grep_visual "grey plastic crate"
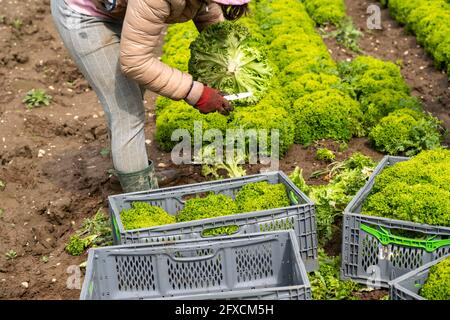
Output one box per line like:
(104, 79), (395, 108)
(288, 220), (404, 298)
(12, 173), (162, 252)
(341, 156), (450, 288)
(108, 171), (318, 272)
(79, 231), (312, 300)
(389, 253), (450, 300)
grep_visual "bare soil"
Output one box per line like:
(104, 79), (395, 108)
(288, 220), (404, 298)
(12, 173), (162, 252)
(0, 0), (447, 299)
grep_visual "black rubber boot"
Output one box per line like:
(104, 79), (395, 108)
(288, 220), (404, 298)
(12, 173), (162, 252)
(115, 161), (159, 193)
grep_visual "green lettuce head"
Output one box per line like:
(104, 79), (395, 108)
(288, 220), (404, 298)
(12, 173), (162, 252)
(188, 21), (273, 106)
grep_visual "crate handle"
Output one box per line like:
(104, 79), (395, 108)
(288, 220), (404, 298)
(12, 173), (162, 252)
(169, 251), (217, 262)
(289, 190), (299, 205)
(361, 224), (450, 252)
(123, 176), (267, 202)
(111, 214), (121, 243)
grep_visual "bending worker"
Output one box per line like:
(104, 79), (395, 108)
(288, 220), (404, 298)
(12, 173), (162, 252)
(50, 0), (249, 192)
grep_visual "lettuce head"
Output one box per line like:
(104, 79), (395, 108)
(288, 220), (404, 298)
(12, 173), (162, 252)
(188, 21), (273, 106)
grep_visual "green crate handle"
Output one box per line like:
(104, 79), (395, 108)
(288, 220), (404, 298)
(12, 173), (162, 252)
(361, 224), (450, 253)
(111, 214), (121, 243)
(289, 190), (299, 205)
(88, 281), (94, 297)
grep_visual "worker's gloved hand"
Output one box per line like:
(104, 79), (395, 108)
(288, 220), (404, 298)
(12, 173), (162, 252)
(195, 86), (234, 116)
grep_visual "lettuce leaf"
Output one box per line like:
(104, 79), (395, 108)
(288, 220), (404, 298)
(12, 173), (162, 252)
(188, 21), (273, 106)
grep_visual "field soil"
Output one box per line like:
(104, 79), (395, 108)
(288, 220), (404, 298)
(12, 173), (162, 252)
(0, 0), (447, 299)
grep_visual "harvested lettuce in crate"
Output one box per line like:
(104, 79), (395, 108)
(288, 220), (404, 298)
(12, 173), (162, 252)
(120, 202), (176, 230)
(235, 181), (290, 213)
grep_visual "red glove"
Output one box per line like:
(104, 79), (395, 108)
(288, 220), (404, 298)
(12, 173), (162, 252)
(195, 86), (234, 115)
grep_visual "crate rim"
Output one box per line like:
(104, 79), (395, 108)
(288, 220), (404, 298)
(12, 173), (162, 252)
(109, 171), (314, 235)
(83, 229), (300, 256)
(146, 284), (310, 300)
(344, 155), (409, 215)
(343, 212), (450, 234)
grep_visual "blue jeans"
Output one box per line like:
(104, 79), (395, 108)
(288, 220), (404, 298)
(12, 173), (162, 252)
(51, 0), (149, 174)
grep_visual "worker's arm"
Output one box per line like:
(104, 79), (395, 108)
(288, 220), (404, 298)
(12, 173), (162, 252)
(193, 2), (225, 32)
(120, 0), (203, 104)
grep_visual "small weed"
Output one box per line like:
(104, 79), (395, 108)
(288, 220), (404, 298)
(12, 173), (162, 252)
(0, 179), (5, 190)
(395, 59), (404, 67)
(5, 250), (17, 260)
(11, 18), (23, 30)
(0, 208), (4, 218)
(23, 89), (52, 109)
(338, 141), (348, 153)
(316, 148), (336, 162)
(322, 17), (362, 53)
(0, 15), (5, 24)
(41, 255), (49, 263)
(100, 147), (110, 157)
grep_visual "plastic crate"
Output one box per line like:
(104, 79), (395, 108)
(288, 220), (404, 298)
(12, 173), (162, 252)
(341, 156), (450, 288)
(79, 231), (312, 300)
(108, 171), (318, 272)
(389, 254), (450, 300)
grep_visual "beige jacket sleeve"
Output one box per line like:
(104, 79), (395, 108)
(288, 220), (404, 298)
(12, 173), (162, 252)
(120, 0), (202, 103)
(120, 0), (226, 103)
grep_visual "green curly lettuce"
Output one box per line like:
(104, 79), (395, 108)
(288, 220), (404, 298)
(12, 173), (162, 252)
(303, 0), (346, 26)
(229, 102), (295, 156)
(338, 56), (410, 98)
(120, 202), (176, 230)
(155, 100), (228, 152)
(291, 89), (364, 145)
(360, 89), (423, 128)
(369, 108), (443, 156)
(316, 148), (336, 162)
(176, 193), (238, 223)
(188, 21), (273, 105)
(235, 181), (290, 213)
(421, 257), (450, 300)
(387, 0), (450, 72)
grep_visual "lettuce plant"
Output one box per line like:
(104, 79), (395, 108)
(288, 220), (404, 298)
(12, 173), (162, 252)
(369, 108), (443, 156)
(291, 89), (364, 145)
(235, 181), (290, 213)
(189, 21), (273, 105)
(421, 257), (450, 300)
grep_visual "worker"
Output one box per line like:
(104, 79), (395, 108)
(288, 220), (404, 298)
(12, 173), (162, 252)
(50, 0), (249, 192)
